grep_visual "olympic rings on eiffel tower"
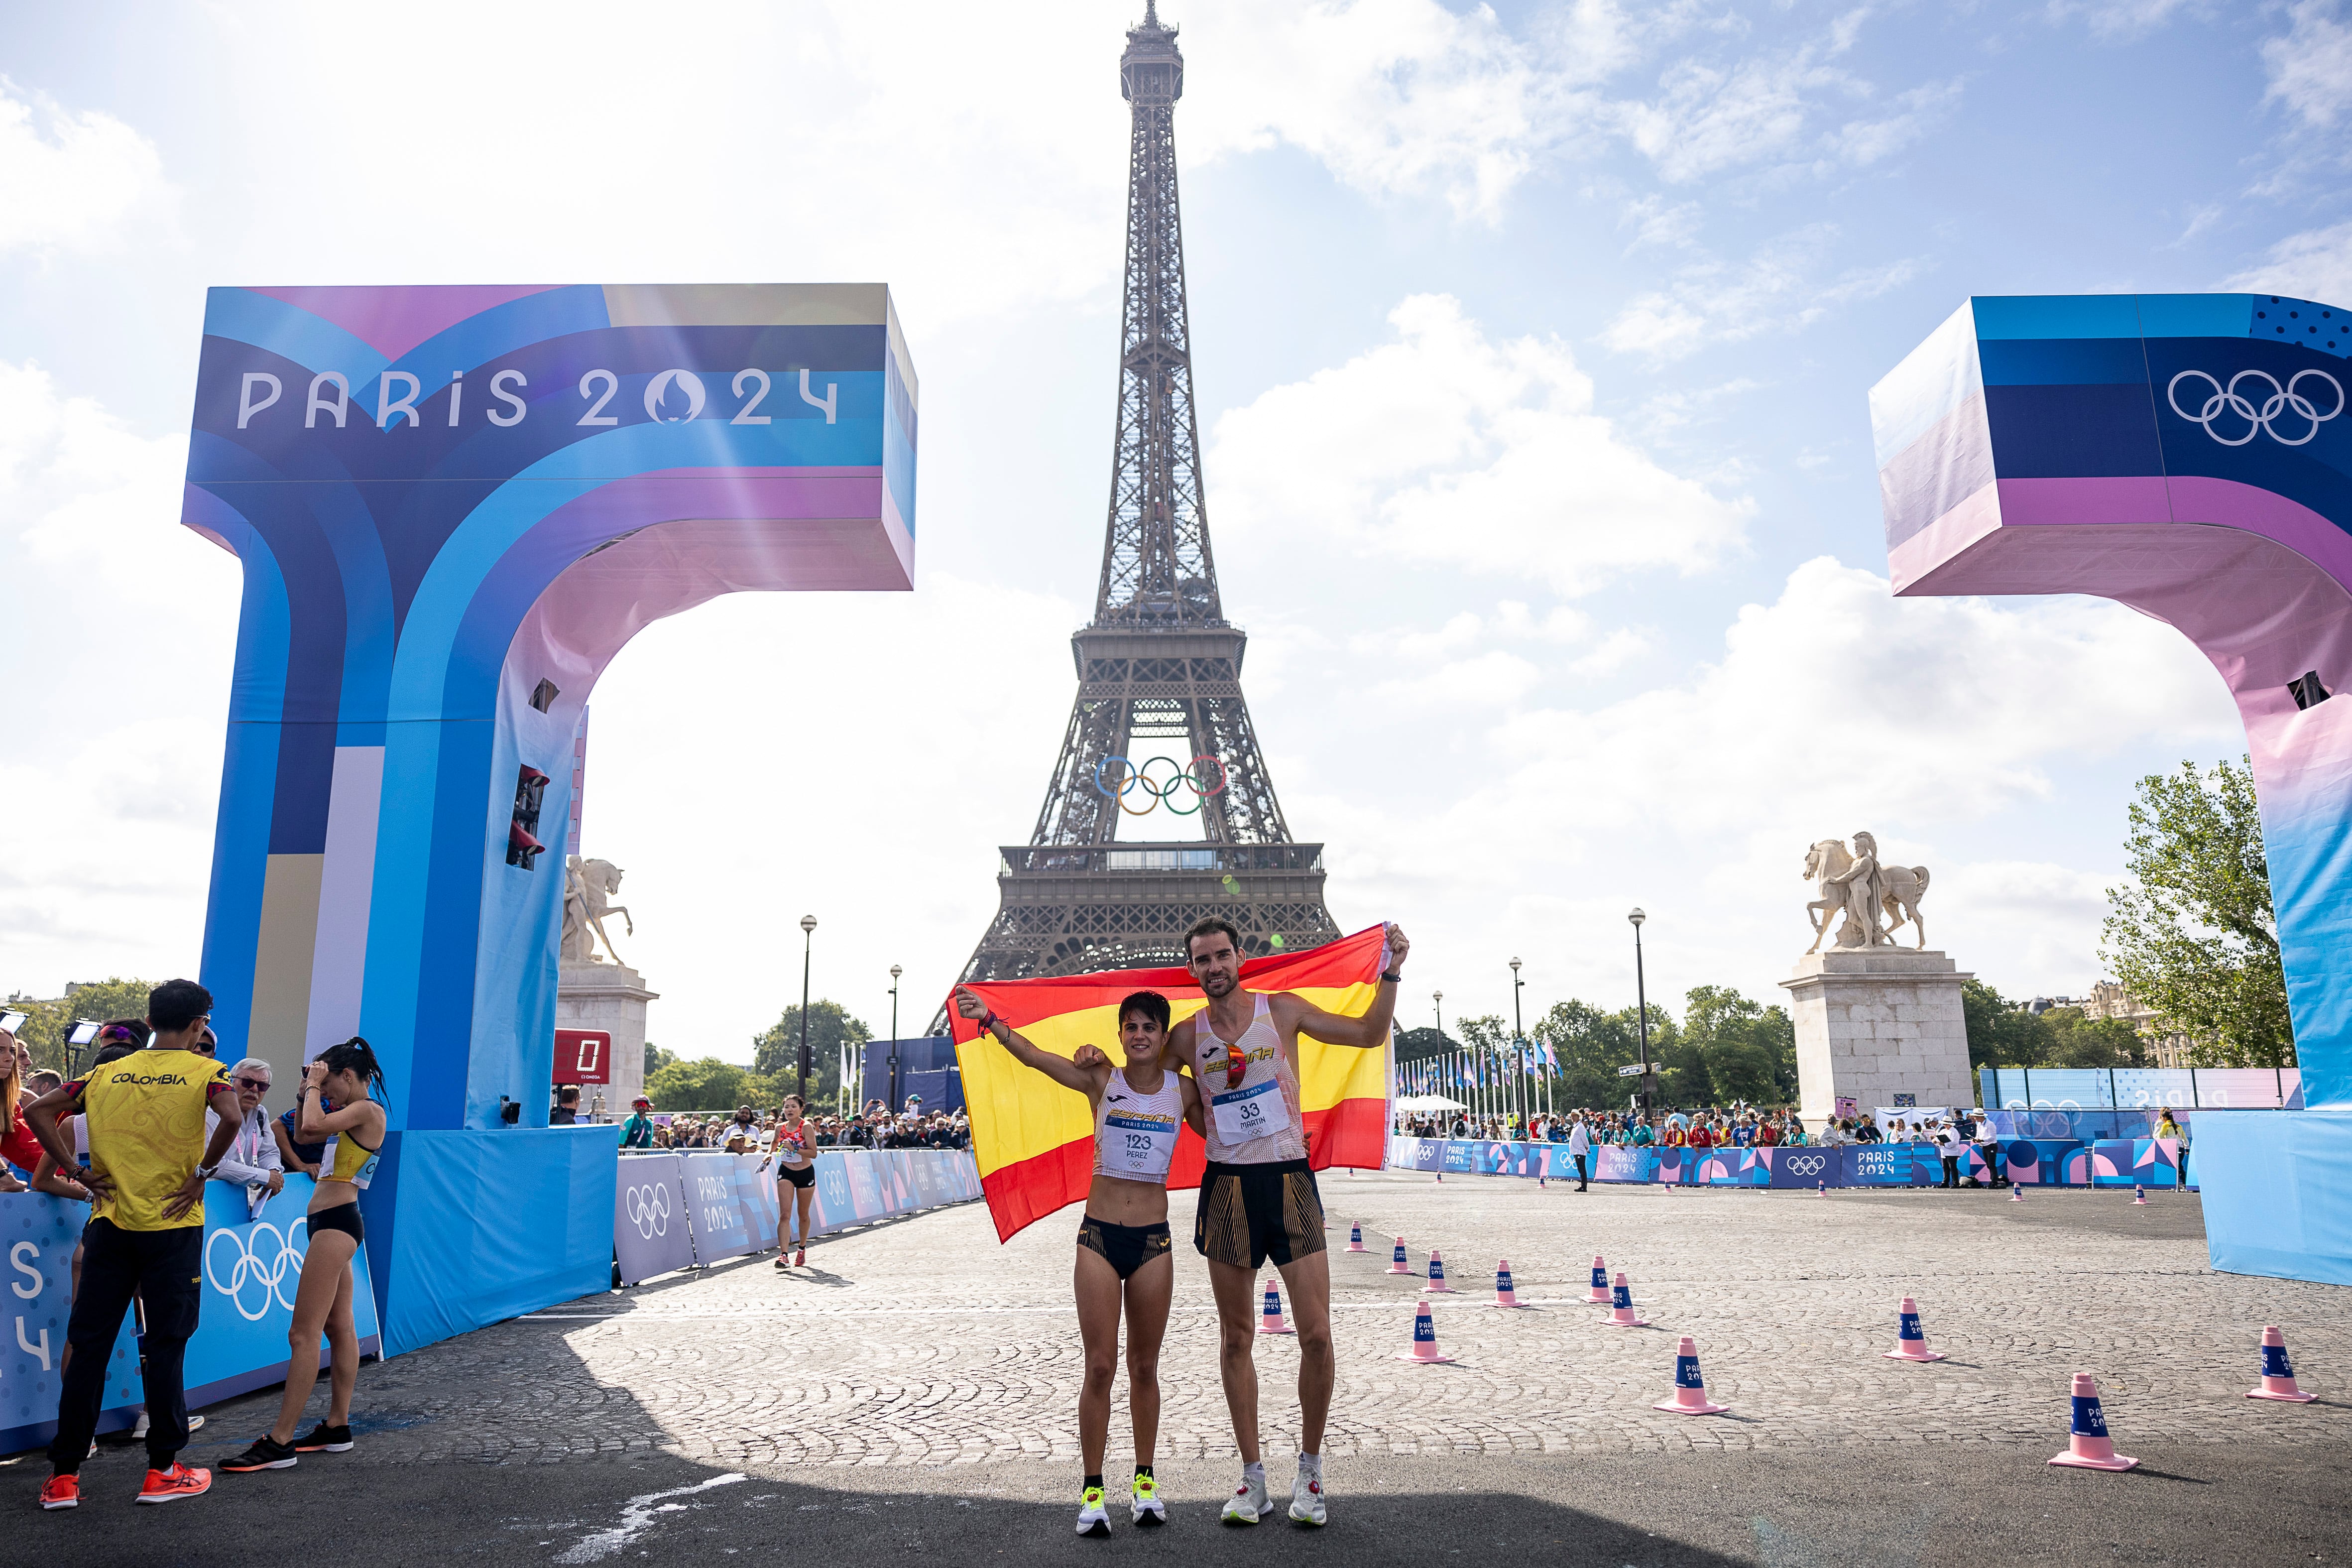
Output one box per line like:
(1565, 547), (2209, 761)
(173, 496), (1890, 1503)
(1093, 754), (1229, 816)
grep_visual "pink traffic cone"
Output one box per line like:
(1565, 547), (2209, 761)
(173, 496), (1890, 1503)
(1395, 1300), (1454, 1364)
(1422, 1247), (1456, 1293)
(1651, 1335), (1729, 1415)
(2047, 1373), (2137, 1470)
(1387, 1236), (1413, 1275)
(2132, 1186), (2147, 1206)
(1492, 1258), (1525, 1309)
(1882, 1296), (1946, 1361)
(1586, 1254), (1610, 1304)
(2248, 1325), (2316, 1402)
(1259, 1277), (1294, 1335)
(1346, 1221), (1367, 1253)
(2010, 1183), (2025, 1203)
(1818, 1180), (1827, 1198)
(1606, 1271), (1649, 1328)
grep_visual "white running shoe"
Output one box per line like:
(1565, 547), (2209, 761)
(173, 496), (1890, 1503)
(1290, 1467), (1327, 1527)
(1220, 1471), (1272, 1526)
(1130, 1474), (1167, 1528)
(1075, 1484), (1111, 1538)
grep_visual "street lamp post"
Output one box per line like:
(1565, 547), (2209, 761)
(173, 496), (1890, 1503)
(888, 964), (902, 1112)
(1511, 957), (1529, 1128)
(1433, 989), (1452, 1120)
(797, 914), (818, 1103)
(1629, 907), (1651, 1117)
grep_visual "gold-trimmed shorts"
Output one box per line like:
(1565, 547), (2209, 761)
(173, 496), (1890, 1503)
(1194, 1159), (1324, 1270)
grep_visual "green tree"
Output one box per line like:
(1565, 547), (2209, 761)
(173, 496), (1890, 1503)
(2040, 1006), (2148, 1070)
(1393, 1026), (1460, 1061)
(750, 1000), (869, 1106)
(644, 1056), (750, 1112)
(1961, 978), (2047, 1069)
(13, 977), (159, 1073)
(2100, 757), (2293, 1067)
(644, 1042), (677, 1080)
(1678, 985), (1798, 1106)
(1532, 999), (1673, 1110)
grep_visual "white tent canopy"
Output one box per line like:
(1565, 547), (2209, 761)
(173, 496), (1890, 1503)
(1393, 1094), (1467, 1113)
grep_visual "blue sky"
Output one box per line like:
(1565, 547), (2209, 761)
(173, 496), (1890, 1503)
(3, 0), (2346, 1058)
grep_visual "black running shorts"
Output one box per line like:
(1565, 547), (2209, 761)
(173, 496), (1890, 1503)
(1077, 1215), (1173, 1280)
(1194, 1159), (1324, 1270)
(776, 1163), (815, 1190)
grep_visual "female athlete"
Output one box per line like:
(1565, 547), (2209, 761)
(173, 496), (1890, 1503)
(955, 984), (1202, 1537)
(770, 1094), (818, 1269)
(222, 1037), (387, 1473)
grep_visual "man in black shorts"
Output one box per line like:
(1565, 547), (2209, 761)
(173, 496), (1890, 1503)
(1166, 916), (1407, 1528)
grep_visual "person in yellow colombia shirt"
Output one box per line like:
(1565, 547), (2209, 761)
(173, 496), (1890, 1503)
(22, 977), (242, 1511)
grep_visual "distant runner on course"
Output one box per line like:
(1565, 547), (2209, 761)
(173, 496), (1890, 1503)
(1167, 915), (1406, 1529)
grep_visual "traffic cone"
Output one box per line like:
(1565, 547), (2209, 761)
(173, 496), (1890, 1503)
(1606, 1271), (1649, 1328)
(1492, 1258), (1525, 1309)
(1651, 1335), (1729, 1415)
(2010, 1183), (2024, 1203)
(1818, 1180), (1827, 1198)
(1388, 1236), (1413, 1275)
(1346, 1222), (1367, 1253)
(1882, 1296), (1945, 1362)
(1394, 1300), (1454, 1364)
(2046, 1373), (2137, 1470)
(2247, 1325), (2316, 1403)
(1587, 1255), (1610, 1304)
(2132, 1186), (2147, 1206)
(1259, 1278), (1294, 1335)
(1423, 1248), (1456, 1293)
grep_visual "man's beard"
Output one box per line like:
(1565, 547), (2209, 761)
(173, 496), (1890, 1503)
(1198, 968), (1238, 998)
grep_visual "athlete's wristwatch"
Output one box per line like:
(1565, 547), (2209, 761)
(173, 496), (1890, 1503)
(196, 1163), (220, 1181)
(1379, 970), (1403, 983)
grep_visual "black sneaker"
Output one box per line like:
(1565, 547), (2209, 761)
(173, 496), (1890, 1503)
(293, 1424), (353, 1453)
(220, 1436), (297, 1472)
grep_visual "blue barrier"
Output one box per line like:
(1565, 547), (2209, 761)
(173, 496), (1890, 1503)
(1383, 1137), (2194, 1191)
(3, 1176), (383, 1457)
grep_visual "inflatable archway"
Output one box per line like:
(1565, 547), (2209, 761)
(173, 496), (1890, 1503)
(1875, 292), (2350, 1284)
(185, 285), (918, 1347)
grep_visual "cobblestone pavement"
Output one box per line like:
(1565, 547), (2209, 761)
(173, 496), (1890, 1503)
(227, 1171), (2348, 1469)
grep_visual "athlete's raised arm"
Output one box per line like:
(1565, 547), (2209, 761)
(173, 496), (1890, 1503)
(957, 986), (1107, 1096)
(1271, 922), (1410, 1049)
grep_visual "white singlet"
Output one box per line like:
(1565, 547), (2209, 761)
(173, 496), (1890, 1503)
(1092, 1067), (1184, 1185)
(1191, 992), (1307, 1166)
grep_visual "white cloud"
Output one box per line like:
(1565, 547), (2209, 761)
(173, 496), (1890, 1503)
(0, 81), (174, 256)
(1820, 79), (1965, 168)
(2048, 0), (2206, 41)
(2263, 0), (2352, 127)
(1602, 225), (1925, 364)
(2221, 220), (2352, 304)
(1210, 293), (1752, 595)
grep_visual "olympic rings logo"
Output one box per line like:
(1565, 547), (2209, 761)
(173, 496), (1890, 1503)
(204, 1219), (308, 1323)
(2167, 368), (2344, 447)
(1092, 754), (1229, 817)
(624, 1182), (673, 1240)
(1783, 1153), (1826, 1177)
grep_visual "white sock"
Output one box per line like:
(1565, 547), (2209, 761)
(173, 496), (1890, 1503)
(1297, 1451), (1322, 1480)
(1243, 1460), (1266, 1489)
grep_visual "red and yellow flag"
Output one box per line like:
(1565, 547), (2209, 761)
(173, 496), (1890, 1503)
(948, 925), (1394, 1242)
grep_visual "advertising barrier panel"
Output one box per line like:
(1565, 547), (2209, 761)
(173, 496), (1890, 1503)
(1382, 1137), (2198, 1192)
(613, 1154), (695, 1286)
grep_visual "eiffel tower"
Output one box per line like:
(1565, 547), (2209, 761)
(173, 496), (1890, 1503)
(945, 1), (1341, 996)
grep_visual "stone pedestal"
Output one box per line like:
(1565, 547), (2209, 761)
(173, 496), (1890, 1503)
(556, 959), (659, 1119)
(1780, 949), (1974, 1129)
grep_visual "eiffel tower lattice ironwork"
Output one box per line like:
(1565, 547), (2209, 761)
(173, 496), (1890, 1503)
(944, 2), (1340, 999)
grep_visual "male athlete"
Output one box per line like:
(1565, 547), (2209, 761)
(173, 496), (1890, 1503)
(1166, 914), (1406, 1528)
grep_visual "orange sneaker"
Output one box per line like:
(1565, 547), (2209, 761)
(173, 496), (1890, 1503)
(38, 1473), (80, 1510)
(794, 1248), (806, 1267)
(136, 1463), (212, 1504)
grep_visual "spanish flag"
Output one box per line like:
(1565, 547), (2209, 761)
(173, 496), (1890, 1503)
(949, 925), (1395, 1242)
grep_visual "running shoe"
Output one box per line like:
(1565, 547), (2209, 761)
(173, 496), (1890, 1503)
(220, 1436), (297, 1472)
(794, 1248), (807, 1267)
(38, 1473), (79, 1510)
(293, 1423), (353, 1453)
(1075, 1484), (1111, 1538)
(1130, 1474), (1166, 1528)
(1220, 1472), (1272, 1526)
(774, 1254), (793, 1269)
(1289, 1468), (1326, 1527)
(136, 1463), (212, 1503)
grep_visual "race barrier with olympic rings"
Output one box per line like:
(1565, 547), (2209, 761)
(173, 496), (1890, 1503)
(614, 1145), (983, 1286)
(1, 1174), (384, 1458)
(1384, 1137), (2194, 1191)
(1092, 753), (1228, 818)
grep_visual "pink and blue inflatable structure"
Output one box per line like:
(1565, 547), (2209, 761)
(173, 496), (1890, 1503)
(1874, 292), (2352, 1284)
(182, 285), (918, 1350)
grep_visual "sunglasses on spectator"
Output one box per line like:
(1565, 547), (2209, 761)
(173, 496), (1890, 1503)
(235, 1076), (271, 1091)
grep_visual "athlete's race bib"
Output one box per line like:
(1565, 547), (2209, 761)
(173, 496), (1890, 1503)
(1100, 1111), (1178, 1182)
(1209, 1078), (1290, 1145)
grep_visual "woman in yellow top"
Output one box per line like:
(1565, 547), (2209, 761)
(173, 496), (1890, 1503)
(222, 1037), (387, 1473)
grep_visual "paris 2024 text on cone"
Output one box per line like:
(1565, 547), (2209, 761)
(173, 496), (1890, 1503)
(2047, 1373), (2137, 1471)
(1652, 1336), (1729, 1415)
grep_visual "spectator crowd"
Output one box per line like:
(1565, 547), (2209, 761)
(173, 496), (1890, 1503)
(620, 1098), (970, 1153)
